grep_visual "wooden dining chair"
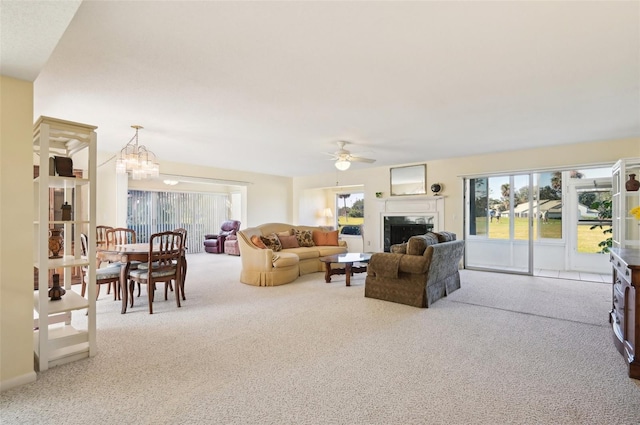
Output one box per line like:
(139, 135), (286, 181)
(95, 225), (117, 297)
(106, 227), (140, 297)
(96, 225), (113, 249)
(106, 227), (136, 246)
(80, 233), (122, 300)
(127, 231), (184, 314)
(135, 228), (187, 300)
(173, 227), (188, 300)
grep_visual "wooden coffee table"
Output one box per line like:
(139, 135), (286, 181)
(319, 252), (372, 286)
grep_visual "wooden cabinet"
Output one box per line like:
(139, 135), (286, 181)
(612, 158), (640, 250)
(609, 248), (640, 379)
(33, 116), (97, 371)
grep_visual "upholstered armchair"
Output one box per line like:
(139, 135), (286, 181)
(224, 235), (240, 256)
(365, 232), (465, 308)
(203, 220), (241, 254)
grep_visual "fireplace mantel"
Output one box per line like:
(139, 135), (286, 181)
(378, 195), (444, 215)
(374, 196), (445, 251)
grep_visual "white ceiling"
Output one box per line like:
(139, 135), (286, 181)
(3, 1), (639, 177)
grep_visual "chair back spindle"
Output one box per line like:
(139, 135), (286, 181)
(107, 228), (137, 247)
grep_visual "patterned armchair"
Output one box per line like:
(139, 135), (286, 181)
(365, 232), (465, 308)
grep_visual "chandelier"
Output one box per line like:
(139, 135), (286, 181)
(115, 125), (160, 180)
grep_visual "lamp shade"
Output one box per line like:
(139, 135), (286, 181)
(335, 160), (351, 171)
(323, 208), (333, 218)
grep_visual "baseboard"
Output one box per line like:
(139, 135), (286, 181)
(0, 371), (37, 392)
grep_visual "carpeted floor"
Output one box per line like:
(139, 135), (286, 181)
(2, 253), (639, 424)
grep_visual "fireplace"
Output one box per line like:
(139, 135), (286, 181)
(383, 215), (434, 252)
(375, 196), (444, 252)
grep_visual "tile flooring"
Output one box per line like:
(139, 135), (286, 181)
(534, 269), (610, 283)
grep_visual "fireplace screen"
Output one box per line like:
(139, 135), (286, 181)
(383, 215), (434, 252)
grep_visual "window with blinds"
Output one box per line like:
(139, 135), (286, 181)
(127, 190), (228, 253)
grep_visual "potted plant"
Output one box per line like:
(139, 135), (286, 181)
(590, 198), (612, 253)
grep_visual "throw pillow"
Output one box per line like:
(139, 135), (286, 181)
(250, 235), (267, 249)
(434, 231), (456, 242)
(260, 233), (282, 251)
(312, 230), (339, 246)
(278, 234), (300, 249)
(294, 229), (315, 247)
(407, 233), (439, 256)
(277, 229), (292, 237)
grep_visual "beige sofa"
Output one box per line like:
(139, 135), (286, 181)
(237, 223), (348, 286)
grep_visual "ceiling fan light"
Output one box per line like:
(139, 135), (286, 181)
(335, 160), (351, 171)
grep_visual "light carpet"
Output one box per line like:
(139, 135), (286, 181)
(2, 253), (639, 424)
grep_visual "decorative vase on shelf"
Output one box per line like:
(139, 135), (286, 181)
(48, 229), (63, 259)
(626, 174), (640, 192)
(54, 156), (74, 177)
(61, 202), (72, 221)
(48, 273), (66, 301)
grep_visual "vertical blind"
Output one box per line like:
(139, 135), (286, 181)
(127, 190), (228, 253)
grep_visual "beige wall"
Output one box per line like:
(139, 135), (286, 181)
(0, 76), (37, 390)
(96, 157), (294, 230)
(154, 161), (293, 228)
(293, 137), (640, 251)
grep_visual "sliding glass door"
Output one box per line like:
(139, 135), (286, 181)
(465, 174), (533, 274)
(127, 190), (229, 253)
(465, 166), (613, 276)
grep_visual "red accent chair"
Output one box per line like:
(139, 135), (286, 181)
(203, 220), (241, 254)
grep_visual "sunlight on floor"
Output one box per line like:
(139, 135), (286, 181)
(534, 269), (610, 283)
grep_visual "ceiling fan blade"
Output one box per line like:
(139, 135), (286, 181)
(349, 156), (376, 163)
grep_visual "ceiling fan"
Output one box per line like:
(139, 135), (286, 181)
(327, 141), (376, 171)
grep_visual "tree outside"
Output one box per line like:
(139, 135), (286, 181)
(336, 192), (364, 230)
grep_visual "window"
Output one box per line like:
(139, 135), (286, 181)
(468, 177), (488, 236)
(336, 192), (364, 233)
(128, 190), (228, 253)
(535, 172), (562, 240)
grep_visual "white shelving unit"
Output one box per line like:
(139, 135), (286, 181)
(612, 157), (640, 250)
(33, 116), (97, 371)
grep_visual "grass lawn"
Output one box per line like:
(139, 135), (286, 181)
(476, 217), (610, 253)
(337, 217), (364, 232)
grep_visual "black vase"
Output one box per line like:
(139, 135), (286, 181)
(48, 274), (66, 301)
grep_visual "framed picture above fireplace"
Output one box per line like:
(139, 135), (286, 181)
(390, 164), (427, 196)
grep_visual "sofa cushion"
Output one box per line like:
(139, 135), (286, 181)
(407, 232), (439, 256)
(390, 243), (407, 254)
(251, 235), (267, 249)
(260, 233), (282, 251)
(272, 252), (299, 268)
(316, 246), (349, 257)
(434, 231), (456, 242)
(399, 253), (430, 274)
(312, 230), (339, 246)
(278, 234), (300, 249)
(284, 247), (320, 260)
(294, 229), (315, 247)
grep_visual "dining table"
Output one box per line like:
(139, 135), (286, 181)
(96, 243), (187, 314)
